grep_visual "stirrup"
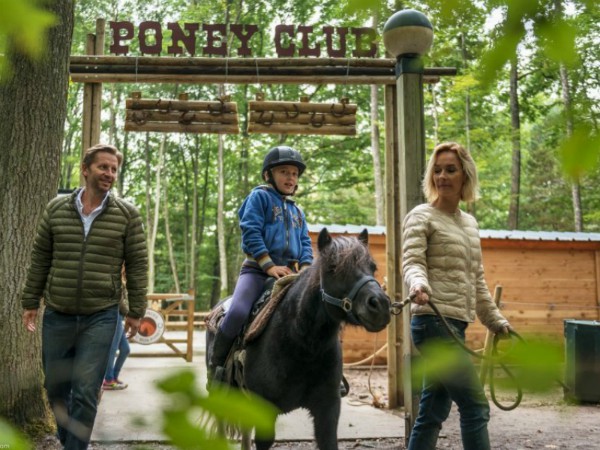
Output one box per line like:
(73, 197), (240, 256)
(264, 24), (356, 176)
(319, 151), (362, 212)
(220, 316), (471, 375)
(214, 365), (226, 383)
(206, 365), (225, 391)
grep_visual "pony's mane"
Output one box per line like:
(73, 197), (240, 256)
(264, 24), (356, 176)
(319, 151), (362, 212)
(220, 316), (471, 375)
(307, 235), (375, 290)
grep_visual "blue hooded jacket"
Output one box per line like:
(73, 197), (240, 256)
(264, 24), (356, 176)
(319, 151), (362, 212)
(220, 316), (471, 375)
(239, 185), (313, 271)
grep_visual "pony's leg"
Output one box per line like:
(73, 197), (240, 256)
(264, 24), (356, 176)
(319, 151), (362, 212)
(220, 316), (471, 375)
(240, 431), (252, 450)
(254, 436), (275, 450)
(311, 399), (341, 450)
(253, 421), (276, 450)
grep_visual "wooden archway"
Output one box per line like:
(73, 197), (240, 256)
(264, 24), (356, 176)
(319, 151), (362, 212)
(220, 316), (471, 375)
(72, 17), (456, 428)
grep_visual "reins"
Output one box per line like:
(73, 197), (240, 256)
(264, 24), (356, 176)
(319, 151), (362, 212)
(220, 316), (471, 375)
(391, 295), (533, 411)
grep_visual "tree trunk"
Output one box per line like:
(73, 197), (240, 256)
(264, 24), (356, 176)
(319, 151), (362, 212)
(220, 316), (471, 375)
(190, 140), (199, 292)
(429, 84), (439, 144)
(370, 13), (384, 226)
(460, 33), (472, 154)
(554, 0), (582, 231)
(460, 32), (474, 215)
(508, 58), (521, 230)
(163, 177), (181, 292)
(217, 133), (228, 297)
(0, 0), (75, 432)
(147, 136), (165, 293)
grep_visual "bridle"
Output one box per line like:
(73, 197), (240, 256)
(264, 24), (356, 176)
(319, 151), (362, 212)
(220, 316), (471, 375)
(320, 274), (380, 325)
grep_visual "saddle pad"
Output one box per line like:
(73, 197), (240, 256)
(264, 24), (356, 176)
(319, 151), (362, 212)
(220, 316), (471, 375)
(243, 273), (299, 344)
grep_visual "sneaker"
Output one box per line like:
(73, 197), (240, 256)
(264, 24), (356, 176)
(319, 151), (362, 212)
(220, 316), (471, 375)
(102, 379), (128, 390)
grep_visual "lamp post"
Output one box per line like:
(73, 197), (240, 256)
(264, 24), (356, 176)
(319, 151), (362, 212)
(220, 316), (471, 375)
(382, 9), (433, 445)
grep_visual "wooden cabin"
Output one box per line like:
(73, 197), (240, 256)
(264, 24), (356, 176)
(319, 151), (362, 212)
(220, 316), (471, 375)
(308, 225), (600, 365)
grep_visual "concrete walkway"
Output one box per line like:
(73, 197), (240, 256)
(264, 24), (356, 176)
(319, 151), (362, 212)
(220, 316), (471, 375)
(92, 331), (403, 444)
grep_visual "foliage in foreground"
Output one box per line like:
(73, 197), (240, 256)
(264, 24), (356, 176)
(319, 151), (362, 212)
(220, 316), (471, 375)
(412, 333), (564, 394)
(0, 419), (30, 450)
(156, 369), (279, 449)
(0, 369), (278, 450)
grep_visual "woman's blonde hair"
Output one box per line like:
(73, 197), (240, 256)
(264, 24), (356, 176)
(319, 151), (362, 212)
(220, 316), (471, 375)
(422, 142), (479, 203)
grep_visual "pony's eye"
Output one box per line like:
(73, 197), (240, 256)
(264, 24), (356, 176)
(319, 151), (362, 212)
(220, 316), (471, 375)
(328, 264), (337, 273)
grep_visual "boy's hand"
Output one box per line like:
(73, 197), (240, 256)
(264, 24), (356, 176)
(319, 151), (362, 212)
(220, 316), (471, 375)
(266, 265), (292, 279)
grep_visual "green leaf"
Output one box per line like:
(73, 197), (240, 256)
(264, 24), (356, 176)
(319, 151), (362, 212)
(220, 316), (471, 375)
(198, 386), (278, 439)
(156, 370), (278, 441)
(343, 0), (382, 14)
(479, 27), (524, 88)
(0, 0), (57, 57)
(162, 409), (231, 450)
(498, 336), (564, 392)
(537, 19), (579, 67)
(156, 369), (197, 395)
(0, 419), (31, 450)
(559, 125), (600, 180)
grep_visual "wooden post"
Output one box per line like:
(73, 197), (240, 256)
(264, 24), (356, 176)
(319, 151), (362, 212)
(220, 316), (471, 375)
(186, 289), (195, 363)
(81, 19), (105, 183)
(382, 11), (433, 444)
(397, 59), (427, 443)
(385, 83), (404, 409)
(81, 33), (95, 185)
(91, 19), (105, 145)
(479, 285), (503, 385)
(595, 251), (600, 321)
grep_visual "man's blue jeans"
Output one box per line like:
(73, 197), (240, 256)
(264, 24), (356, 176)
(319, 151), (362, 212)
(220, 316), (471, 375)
(408, 314), (491, 450)
(42, 306), (118, 450)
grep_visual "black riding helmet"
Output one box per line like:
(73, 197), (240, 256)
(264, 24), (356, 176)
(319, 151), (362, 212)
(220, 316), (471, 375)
(262, 146), (306, 195)
(262, 146), (306, 176)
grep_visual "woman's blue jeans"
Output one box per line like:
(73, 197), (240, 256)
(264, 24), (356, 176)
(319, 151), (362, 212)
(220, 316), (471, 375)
(407, 314), (491, 450)
(105, 314), (130, 381)
(42, 305), (118, 450)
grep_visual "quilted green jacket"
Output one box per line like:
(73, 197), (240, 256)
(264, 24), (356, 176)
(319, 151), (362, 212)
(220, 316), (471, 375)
(21, 189), (148, 318)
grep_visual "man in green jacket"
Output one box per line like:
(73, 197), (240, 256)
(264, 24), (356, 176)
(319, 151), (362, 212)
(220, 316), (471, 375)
(21, 143), (148, 450)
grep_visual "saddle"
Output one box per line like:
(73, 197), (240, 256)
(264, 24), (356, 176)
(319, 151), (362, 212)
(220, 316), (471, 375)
(204, 274), (298, 388)
(205, 273), (297, 339)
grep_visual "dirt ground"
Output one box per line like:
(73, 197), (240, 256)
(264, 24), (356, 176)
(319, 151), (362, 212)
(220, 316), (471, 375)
(35, 367), (600, 449)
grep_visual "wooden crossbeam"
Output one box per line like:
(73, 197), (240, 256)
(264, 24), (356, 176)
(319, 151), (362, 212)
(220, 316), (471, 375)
(248, 97), (356, 136)
(124, 94), (239, 134)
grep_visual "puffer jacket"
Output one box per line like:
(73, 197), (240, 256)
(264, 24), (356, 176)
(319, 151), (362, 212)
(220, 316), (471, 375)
(21, 189), (148, 318)
(402, 203), (508, 332)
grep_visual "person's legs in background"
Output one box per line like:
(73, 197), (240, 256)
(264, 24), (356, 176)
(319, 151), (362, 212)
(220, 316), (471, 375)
(111, 324), (130, 387)
(103, 314), (129, 390)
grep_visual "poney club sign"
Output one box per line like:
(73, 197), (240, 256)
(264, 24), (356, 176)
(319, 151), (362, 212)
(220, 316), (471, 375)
(109, 21), (379, 58)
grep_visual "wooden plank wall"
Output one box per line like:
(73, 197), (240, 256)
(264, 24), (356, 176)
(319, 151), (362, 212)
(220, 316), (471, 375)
(309, 230), (600, 364)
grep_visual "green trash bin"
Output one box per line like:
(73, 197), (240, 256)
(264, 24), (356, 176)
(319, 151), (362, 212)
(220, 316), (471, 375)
(564, 319), (600, 402)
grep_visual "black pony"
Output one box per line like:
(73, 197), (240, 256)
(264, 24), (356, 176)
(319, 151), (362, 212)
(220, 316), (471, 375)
(206, 228), (391, 450)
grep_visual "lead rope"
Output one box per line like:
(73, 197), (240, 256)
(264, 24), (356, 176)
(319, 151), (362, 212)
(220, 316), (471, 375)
(391, 295), (527, 410)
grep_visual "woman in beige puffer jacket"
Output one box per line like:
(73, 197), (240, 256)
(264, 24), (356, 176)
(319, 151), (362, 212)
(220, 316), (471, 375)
(403, 142), (512, 450)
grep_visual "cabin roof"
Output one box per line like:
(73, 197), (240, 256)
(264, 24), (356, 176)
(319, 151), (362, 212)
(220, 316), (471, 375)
(308, 224), (600, 242)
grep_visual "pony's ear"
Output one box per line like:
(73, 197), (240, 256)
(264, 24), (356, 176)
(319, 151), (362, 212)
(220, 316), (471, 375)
(318, 228), (332, 251)
(358, 228), (369, 246)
